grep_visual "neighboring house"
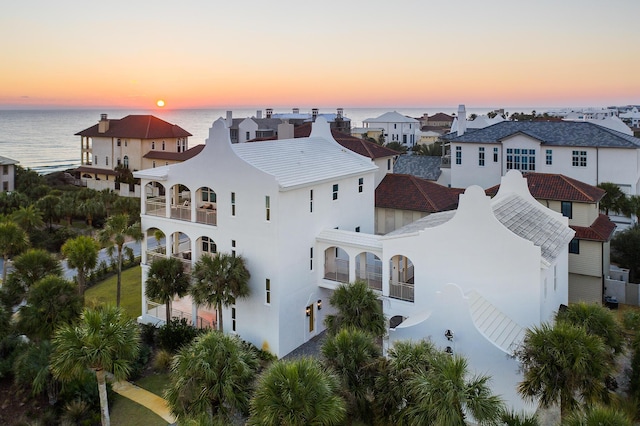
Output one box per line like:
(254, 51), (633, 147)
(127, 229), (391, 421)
(135, 114), (573, 413)
(350, 127), (384, 143)
(0, 156), (18, 192)
(619, 107), (640, 128)
(563, 114), (633, 135)
(449, 104), (506, 136)
(443, 119), (640, 196)
(374, 173), (461, 234)
(487, 173), (616, 304)
(363, 111), (420, 147)
(419, 112), (454, 129)
(392, 155), (444, 182)
(75, 114), (193, 196)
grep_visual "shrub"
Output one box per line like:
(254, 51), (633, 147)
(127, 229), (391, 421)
(139, 323), (157, 346)
(157, 318), (201, 353)
(128, 344), (152, 381)
(152, 349), (173, 372)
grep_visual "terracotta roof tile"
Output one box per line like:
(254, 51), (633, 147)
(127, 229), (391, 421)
(76, 115), (192, 139)
(486, 172), (605, 203)
(375, 174), (462, 212)
(571, 214), (616, 241)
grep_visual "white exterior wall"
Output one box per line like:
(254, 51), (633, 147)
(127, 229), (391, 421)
(450, 142), (503, 189)
(373, 157), (393, 187)
(0, 163), (16, 192)
(238, 118), (259, 143)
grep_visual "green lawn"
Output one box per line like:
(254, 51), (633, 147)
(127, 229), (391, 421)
(110, 373), (170, 426)
(85, 265), (142, 318)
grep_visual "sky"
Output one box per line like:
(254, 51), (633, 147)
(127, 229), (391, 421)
(2, 0), (639, 110)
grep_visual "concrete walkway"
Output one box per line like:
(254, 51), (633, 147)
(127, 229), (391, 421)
(111, 381), (176, 424)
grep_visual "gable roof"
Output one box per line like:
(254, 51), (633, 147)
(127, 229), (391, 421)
(76, 115), (192, 139)
(571, 214), (616, 242)
(427, 112), (454, 122)
(364, 111), (420, 124)
(393, 155), (442, 180)
(486, 172), (605, 203)
(0, 156), (18, 166)
(444, 121), (640, 148)
(375, 174), (462, 213)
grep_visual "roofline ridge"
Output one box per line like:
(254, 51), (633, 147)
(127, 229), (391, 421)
(559, 174), (597, 201)
(410, 175), (438, 211)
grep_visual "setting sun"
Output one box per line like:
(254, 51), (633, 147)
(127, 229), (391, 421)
(156, 99), (165, 107)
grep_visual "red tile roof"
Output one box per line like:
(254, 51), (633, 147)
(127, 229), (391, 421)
(143, 144), (204, 161)
(375, 174), (462, 212)
(571, 214), (616, 242)
(427, 112), (454, 122)
(486, 172), (605, 203)
(76, 115), (192, 139)
(74, 166), (117, 176)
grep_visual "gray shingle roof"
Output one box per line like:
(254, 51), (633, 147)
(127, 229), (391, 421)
(444, 121), (640, 148)
(392, 155), (442, 180)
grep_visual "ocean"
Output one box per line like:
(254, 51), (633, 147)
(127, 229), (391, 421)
(0, 106), (526, 174)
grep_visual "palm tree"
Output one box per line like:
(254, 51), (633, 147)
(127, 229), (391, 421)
(145, 256), (191, 323)
(56, 192), (77, 225)
(4, 248), (62, 305)
(248, 357), (347, 426)
(190, 252), (251, 332)
(165, 331), (258, 424)
(10, 205), (44, 232)
(98, 214), (142, 307)
(61, 235), (100, 300)
(321, 327), (381, 422)
(373, 339), (438, 424)
(0, 220), (29, 286)
(517, 321), (612, 419)
(406, 352), (505, 425)
(99, 188), (119, 217)
(36, 194), (60, 230)
(597, 182), (629, 215)
(50, 306), (140, 426)
(556, 302), (624, 355)
(17, 276), (83, 341)
(78, 198), (105, 227)
(561, 405), (634, 426)
(13, 340), (60, 405)
(324, 280), (386, 338)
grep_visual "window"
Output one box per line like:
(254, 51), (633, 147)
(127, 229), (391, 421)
(310, 247), (313, 270)
(202, 188), (216, 203)
(546, 149), (553, 165)
(493, 147), (498, 162)
(117, 158), (121, 166)
(572, 150), (587, 167)
(201, 236), (217, 254)
(387, 158), (391, 170)
(123, 155), (129, 169)
(561, 201), (572, 218)
(231, 192), (236, 216)
(358, 177), (363, 193)
(152, 161), (156, 168)
(332, 184), (338, 200)
(569, 238), (580, 254)
(124, 140), (128, 147)
(94, 155), (98, 165)
(309, 189), (313, 212)
(3, 165), (8, 175)
(506, 148), (536, 171)
(231, 240), (236, 257)
(117, 138), (121, 147)
(394, 124), (397, 129)
(105, 156), (109, 166)
(246, 131), (250, 140)
(455, 146), (462, 165)
(2, 182), (7, 191)
(355, 226), (360, 232)
(265, 279), (271, 305)
(162, 141), (165, 151)
(152, 141), (155, 150)
(231, 307), (236, 332)
(478, 147), (485, 166)
(265, 196), (270, 221)
(402, 134), (407, 144)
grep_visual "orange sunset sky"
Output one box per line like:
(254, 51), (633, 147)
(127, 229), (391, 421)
(2, 0), (639, 110)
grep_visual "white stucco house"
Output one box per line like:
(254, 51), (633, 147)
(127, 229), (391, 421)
(134, 116), (574, 413)
(0, 156), (19, 193)
(363, 111), (420, 147)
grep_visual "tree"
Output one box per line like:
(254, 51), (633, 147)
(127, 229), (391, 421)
(249, 357), (347, 426)
(324, 280), (386, 338)
(50, 306), (140, 426)
(611, 225), (640, 282)
(56, 192), (77, 225)
(98, 214), (142, 307)
(384, 141), (407, 153)
(321, 327), (381, 421)
(145, 256), (191, 323)
(597, 182), (628, 215)
(61, 235), (100, 300)
(10, 205), (44, 232)
(165, 331), (258, 424)
(0, 221), (30, 286)
(4, 248), (62, 304)
(556, 302), (624, 355)
(13, 340), (60, 404)
(78, 198), (105, 227)
(190, 253), (251, 332)
(17, 276), (82, 341)
(406, 352), (505, 425)
(413, 142), (443, 156)
(560, 405), (634, 426)
(36, 194), (60, 230)
(99, 188), (119, 217)
(517, 322), (612, 419)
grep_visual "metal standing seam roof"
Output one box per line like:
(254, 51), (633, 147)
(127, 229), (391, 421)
(232, 136), (377, 189)
(444, 121), (640, 148)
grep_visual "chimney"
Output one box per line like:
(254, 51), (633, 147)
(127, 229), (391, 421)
(293, 108), (299, 114)
(457, 104), (467, 136)
(312, 108), (319, 120)
(256, 110), (262, 119)
(98, 114), (109, 133)
(266, 108), (273, 119)
(226, 111), (233, 127)
(337, 108), (343, 119)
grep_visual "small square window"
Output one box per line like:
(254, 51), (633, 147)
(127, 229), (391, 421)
(332, 184), (339, 200)
(358, 177), (363, 193)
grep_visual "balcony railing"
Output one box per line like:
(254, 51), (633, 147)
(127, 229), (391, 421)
(324, 258), (349, 283)
(389, 280), (414, 302)
(171, 204), (191, 221)
(196, 206), (217, 226)
(146, 301), (213, 329)
(171, 251), (192, 273)
(357, 264), (382, 291)
(146, 196), (166, 217)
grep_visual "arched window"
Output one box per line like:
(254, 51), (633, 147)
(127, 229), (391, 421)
(123, 155), (129, 168)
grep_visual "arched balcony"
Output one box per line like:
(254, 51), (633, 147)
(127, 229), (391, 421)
(355, 251), (382, 291)
(144, 181), (166, 217)
(195, 235), (217, 261)
(169, 231), (192, 273)
(389, 255), (414, 302)
(144, 227), (166, 266)
(170, 184), (191, 221)
(324, 247), (349, 283)
(195, 186), (217, 226)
